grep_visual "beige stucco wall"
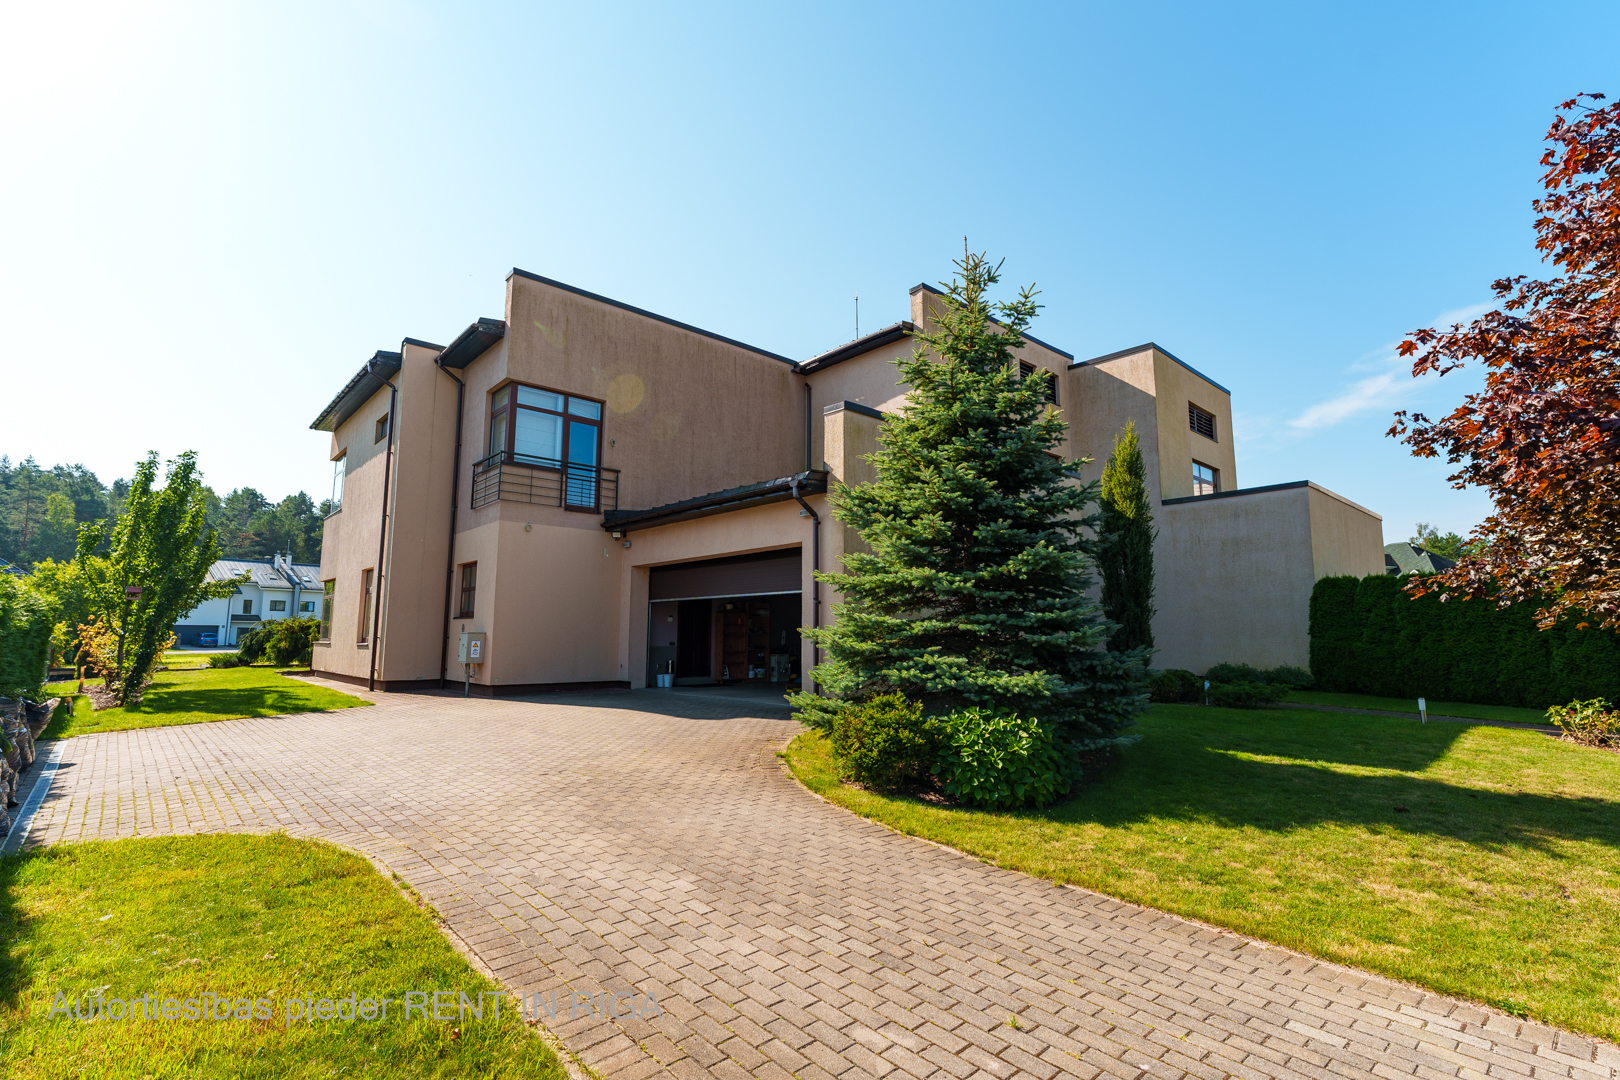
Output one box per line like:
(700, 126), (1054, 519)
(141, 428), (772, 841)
(1153, 483), (1383, 673)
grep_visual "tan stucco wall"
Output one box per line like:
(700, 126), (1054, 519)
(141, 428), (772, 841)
(1151, 350), (1236, 500)
(1153, 483), (1383, 673)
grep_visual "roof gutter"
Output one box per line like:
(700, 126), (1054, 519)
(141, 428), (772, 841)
(602, 470), (829, 533)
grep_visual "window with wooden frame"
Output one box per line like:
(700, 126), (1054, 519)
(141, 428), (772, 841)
(319, 581), (334, 641)
(1192, 460), (1219, 496)
(1189, 401), (1217, 441)
(1019, 360), (1059, 404)
(486, 383), (605, 508)
(374, 413), (390, 444)
(358, 568), (374, 643)
(457, 562), (477, 618)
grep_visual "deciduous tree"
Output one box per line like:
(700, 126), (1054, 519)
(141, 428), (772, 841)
(1392, 93), (1620, 628)
(77, 451), (239, 703)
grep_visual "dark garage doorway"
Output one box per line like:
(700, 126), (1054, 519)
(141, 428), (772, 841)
(647, 549), (802, 688)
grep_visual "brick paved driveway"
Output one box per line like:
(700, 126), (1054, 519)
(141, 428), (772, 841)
(17, 688), (1619, 1080)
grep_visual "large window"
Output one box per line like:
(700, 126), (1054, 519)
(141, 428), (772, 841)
(319, 581), (334, 641)
(458, 562), (477, 618)
(269, 600), (286, 612)
(358, 569), (374, 643)
(1193, 460), (1220, 496)
(487, 383), (605, 508)
(1189, 402), (1217, 441)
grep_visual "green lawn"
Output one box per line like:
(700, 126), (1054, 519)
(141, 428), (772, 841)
(41, 667), (368, 739)
(0, 834), (564, 1079)
(1285, 689), (1551, 725)
(786, 704), (1620, 1041)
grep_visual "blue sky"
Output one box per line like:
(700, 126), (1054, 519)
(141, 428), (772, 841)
(3, 1), (1616, 541)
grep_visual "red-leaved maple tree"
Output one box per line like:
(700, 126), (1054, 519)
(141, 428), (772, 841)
(1390, 93), (1620, 629)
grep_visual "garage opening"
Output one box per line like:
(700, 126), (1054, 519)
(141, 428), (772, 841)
(647, 549), (802, 690)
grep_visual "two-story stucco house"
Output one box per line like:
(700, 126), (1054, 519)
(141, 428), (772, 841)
(307, 270), (1385, 693)
(173, 555), (321, 647)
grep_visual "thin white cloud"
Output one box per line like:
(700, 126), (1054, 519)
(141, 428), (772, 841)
(1286, 302), (1492, 431)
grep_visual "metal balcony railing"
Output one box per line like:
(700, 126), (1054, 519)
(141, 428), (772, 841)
(470, 452), (620, 513)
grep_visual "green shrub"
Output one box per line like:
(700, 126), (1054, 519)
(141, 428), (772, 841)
(1205, 681), (1288, 709)
(1267, 665), (1314, 688)
(935, 709), (1072, 810)
(1149, 668), (1201, 703)
(235, 624), (270, 664)
(1204, 663), (1313, 688)
(264, 617), (320, 667)
(0, 573), (55, 700)
(828, 693), (942, 791)
(1546, 698), (1620, 748)
(207, 652), (243, 669)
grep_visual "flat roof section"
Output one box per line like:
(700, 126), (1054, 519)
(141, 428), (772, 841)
(604, 470), (829, 533)
(1071, 341), (1231, 396)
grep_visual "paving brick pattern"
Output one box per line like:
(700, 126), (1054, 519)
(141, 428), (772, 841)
(21, 687), (1619, 1080)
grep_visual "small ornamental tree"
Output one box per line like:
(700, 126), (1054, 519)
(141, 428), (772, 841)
(1097, 421), (1156, 653)
(76, 451), (238, 704)
(1391, 93), (1620, 629)
(793, 248), (1149, 750)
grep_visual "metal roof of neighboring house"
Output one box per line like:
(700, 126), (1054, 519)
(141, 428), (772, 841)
(1384, 542), (1456, 576)
(309, 351), (403, 432)
(207, 557), (322, 592)
(0, 560), (25, 577)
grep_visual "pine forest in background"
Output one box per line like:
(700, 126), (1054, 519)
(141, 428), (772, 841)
(0, 455), (330, 569)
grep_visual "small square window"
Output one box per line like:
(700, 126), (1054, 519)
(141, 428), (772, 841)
(1193, 461), (1219, 496)
(1019, 361), (1059, 405)
(375, 413), (390, 444)
(1189, 402), (1217, 441)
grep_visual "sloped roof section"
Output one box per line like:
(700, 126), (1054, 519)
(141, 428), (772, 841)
(309, 352), (402, 432)
(1384, 542), (1456, 577)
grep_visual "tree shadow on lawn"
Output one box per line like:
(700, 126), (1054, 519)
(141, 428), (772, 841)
(1050, 708), (1620, 853)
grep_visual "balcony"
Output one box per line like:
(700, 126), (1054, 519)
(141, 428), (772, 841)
(470, 452), (620, 513)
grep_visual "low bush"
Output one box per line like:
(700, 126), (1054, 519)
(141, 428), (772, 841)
(1546, 698), (1620, 748)
(1149, 668), (1201, 703)
(935, 709), (1071, 810)
(264, 617), (320, 667)
(207, 652), (243, 669)
(828, 693), (942, 791)
(1204, 662), (1313, 688)
(1206, 681), (1289, 709)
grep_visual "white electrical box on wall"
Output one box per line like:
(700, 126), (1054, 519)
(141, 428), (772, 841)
(458, 631), (487, 665)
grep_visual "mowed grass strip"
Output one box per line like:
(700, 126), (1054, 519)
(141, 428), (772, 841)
(786, 704), (1620, 1041)
(41, 667), (369, 739)
(0, 834), (563, 1080)
(1285, 690), (1550, 725)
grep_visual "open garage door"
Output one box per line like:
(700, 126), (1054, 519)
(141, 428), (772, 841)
(647, 549), (801, 687)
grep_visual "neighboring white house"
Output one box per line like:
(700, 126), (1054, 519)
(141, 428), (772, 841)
(174, 555), (321, 647)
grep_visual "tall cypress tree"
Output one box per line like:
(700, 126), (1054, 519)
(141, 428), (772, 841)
(1098, 422), (1156, 653)
(794, 249), (1148, 748)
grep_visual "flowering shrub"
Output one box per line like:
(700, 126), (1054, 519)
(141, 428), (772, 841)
(935, 709), (1071, 810)
(1546, 699), (1620, 748)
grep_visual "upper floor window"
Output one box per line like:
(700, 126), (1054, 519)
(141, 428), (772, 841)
(1019, 361), (1059, 405)
(374, 413), (390, 444)
(488, 384), (603, 467)
(1193, 460), (1219, 496)
(300, 599), (316, 614)
(1189, 402), (1217, 441)
(241, 599), (253, 614)
(269, 599), (286, 612)
(331, 453), (346, 510)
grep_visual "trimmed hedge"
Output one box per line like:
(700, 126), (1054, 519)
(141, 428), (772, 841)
(1308, 574), (1620, 707)
(0, 573), (55, 700)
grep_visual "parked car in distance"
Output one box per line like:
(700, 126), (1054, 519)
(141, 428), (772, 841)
(197, 633), (218, 647)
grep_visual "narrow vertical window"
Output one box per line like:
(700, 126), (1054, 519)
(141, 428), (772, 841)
(458, 562), (477, 618)
(320, 581), (334, 641)
(331, 453), (346, 510)
(374, 413), (390, 444)
(1193, 461), (1219, 496)
(1189, 402), (1217, 441)
(242, 599), (253, 615)
(358, 568), (374, 643)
